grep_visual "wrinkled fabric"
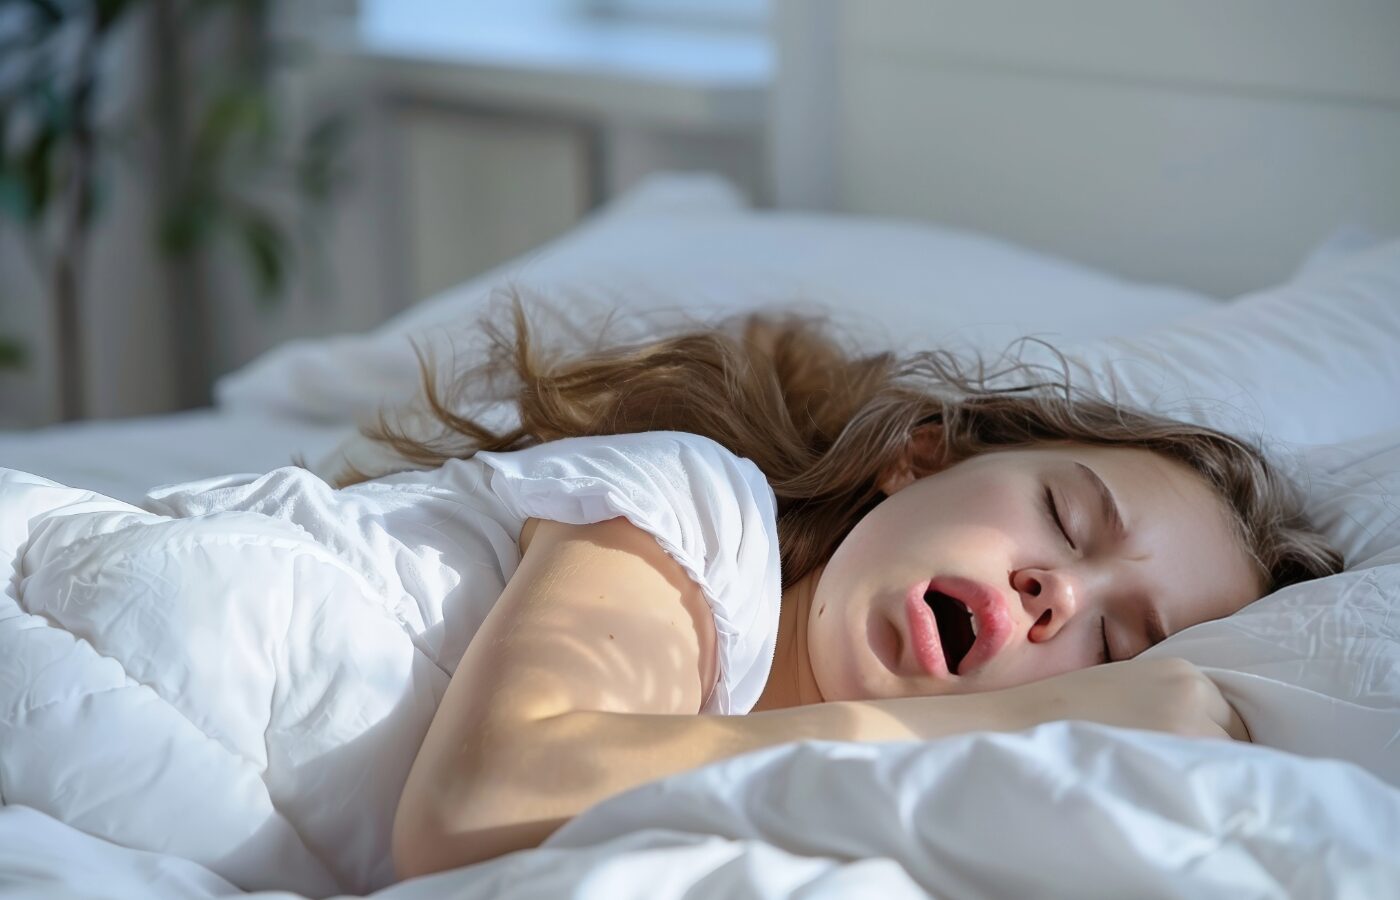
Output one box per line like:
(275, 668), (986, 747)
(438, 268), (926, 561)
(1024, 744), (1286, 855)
(0, 432), (780, 895)
(3, 725), (1398, 899)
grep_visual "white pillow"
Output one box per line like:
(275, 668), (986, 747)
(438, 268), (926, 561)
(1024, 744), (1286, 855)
(1145, 427), (1400, 787)
(1291, 224), (1395, 285)
(1046, 237), (1400, 446)
(215, 173), (1214, 422)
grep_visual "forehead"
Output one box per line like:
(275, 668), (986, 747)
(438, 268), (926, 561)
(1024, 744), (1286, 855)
(983, 442), (1264, 617)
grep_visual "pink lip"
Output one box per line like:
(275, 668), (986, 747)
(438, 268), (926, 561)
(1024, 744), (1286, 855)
(903, 577), (1014, 678)
(926, 575), (1013, 676)
(905, 584), (948, 677)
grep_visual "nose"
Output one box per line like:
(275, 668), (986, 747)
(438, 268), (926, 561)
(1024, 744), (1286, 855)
(1012, 568), (1079, 642)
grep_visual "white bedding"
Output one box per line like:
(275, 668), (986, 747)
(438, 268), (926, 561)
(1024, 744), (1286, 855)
(0, 410), (350, 505)
(4, 433), (1400, 898)
(4, 726), (1398, 898)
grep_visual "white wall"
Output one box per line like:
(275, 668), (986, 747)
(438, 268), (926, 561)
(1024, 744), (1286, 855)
(769, 0), (1400, 296)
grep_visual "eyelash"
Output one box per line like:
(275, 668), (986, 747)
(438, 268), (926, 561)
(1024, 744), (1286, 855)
(1042, 485), (1075, 550)
(1099, 617), (1113, 664)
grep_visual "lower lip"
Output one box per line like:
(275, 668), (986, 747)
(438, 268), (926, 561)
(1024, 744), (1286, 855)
(905, 582), (948, 678)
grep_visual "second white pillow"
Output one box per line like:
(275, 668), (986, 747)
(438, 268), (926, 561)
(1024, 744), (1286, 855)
(1050, 238), (1400, 445)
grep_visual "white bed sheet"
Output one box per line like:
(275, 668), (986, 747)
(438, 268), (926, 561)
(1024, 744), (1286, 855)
(0, 410), (351, 505)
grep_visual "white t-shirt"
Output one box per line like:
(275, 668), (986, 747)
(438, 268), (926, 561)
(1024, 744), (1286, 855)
(150, 429), (784, 715)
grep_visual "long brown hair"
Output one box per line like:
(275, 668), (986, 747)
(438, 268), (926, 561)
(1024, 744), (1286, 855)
(338, 291), (1343, 593)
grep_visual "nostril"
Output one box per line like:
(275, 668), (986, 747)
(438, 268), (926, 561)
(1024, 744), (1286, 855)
(1013, 569), (1045, 599)
(1035, 609), (1052, 629)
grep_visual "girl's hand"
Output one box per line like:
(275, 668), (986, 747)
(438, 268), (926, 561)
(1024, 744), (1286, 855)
(992, 657), (1250, 742)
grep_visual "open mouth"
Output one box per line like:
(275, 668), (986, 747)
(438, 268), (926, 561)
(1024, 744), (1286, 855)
(926, 590), (977, 674)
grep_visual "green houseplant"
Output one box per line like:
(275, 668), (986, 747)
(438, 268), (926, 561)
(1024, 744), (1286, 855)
(0, 0), (346, 420)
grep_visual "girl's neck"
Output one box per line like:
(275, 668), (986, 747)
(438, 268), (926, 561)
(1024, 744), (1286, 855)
(752, 564), (826, 711)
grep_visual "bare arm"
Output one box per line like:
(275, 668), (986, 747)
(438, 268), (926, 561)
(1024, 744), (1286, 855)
(397, 688), (1018, 878)
(391, 515), (1024, 878)
(392, 516), (1240, 879)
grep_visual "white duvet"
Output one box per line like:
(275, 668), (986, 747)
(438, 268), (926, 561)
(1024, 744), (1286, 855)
(4, 462), (1400, 899)
(0, 467), (426, 896)
(3, 727), (1398, 899)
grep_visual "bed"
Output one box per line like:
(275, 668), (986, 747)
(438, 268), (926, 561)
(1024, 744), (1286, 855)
(4, 3), (1400, 898)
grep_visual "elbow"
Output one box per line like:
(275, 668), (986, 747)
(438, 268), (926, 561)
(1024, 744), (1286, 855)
(392, 804), (481, 882)
(392, 789), (477, 881)
(391, 786), (562, 881)
(392, 743), (494, 880)
(391, 798), (443, 882)
(393, 722), (574, 880)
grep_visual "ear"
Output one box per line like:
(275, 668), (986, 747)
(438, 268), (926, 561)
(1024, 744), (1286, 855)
(877, 423), (948, 496)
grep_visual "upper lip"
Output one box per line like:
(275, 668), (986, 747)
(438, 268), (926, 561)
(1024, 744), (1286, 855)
(925, 575), (1014, 676)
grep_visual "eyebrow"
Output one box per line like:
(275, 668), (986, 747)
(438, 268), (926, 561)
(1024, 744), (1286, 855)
(1075, 462), (1168, 648)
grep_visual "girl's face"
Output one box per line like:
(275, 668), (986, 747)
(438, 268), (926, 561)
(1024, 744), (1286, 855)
(804, 443), (1262, 702)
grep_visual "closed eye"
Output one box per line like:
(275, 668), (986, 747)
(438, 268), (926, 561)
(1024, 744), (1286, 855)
(1042, 485), (1075, 550)
(1099, 616), (1114, 664)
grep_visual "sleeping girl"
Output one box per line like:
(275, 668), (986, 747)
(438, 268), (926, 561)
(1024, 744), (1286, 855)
(336, 298), (1344, 879)
(0, 293), (1341, 891)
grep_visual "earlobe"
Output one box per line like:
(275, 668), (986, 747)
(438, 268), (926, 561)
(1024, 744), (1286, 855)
(878, 465), (917, 496)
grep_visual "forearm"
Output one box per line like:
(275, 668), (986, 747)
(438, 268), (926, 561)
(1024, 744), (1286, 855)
(397, 693), (1023, 877)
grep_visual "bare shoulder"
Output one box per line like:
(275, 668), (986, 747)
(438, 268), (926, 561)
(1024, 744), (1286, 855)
(492, 516), (719, 719)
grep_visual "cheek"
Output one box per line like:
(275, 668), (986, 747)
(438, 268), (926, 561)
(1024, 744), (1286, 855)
(804, 573), (868, 700)
(1007, 647), (1085, 686)
(861, 477), (1029, 553)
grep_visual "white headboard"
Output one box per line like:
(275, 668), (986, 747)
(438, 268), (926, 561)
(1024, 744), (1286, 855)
(770, 0), (1400, 296)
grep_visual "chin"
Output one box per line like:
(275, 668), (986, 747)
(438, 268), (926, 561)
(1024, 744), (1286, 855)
(842, 668), (906, 703)
(811, 665), (861, 704)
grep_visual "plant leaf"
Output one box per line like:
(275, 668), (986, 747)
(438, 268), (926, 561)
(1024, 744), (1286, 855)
(0, 169), (31, 221)
(297, 113), (350, 202)
(94, 0), (142, 32)
(18, 124), (56, 222)
(0, 334), (28, 370)
(235, 207), (286, 303)
(36, 80), (73, 135)
(21, 0), (63, 26)
(158, 189), (219, 256)
(76, 168), (100, 229)
(194, 87), (272, 164)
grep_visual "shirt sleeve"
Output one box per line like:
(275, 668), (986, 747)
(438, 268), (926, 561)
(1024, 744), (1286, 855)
(474, 431), (782, 715)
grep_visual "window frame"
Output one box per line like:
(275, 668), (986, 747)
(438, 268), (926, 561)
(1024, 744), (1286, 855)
(583, 0), (769, 32)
